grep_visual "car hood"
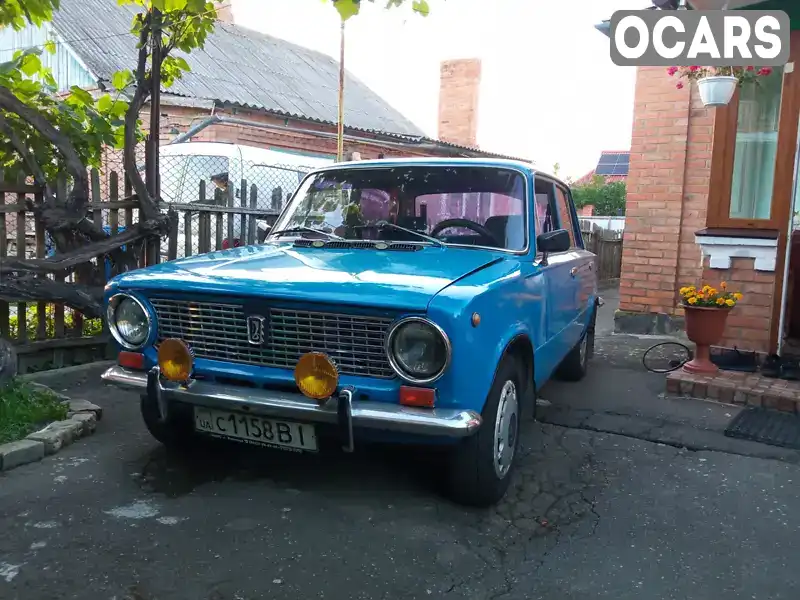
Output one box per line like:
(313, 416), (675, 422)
(110, 242), (507, 311)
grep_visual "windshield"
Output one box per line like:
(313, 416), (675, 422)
(268, 165), (527, 251)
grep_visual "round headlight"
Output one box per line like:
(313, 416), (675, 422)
(108, 294), (150, 349)
(387, 317), (450, 383)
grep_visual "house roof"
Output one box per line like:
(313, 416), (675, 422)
(49, 0), (427, 138)
(573, 151), (630, 186)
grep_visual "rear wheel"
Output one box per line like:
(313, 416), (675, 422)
(555, 308), (596, 382)
(446, 355), (522, 507)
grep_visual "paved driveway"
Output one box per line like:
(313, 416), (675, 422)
(2, 314), (800, 598)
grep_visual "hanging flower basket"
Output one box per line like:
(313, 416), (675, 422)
(667, 65), (774, 108)
(696, 76), (738, 107)
(678, 282), (744, 374)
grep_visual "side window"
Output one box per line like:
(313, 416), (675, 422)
(533, 177), (558, 237)
(555, 185), (578, 249)
(179, 155), (230, 204)
(159, 155), (188, 204)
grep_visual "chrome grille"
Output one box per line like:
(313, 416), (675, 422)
(150, 298), (396, 379)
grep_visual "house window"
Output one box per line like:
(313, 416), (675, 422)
(707, 66), (797, 230)
(729, 67), (783, 221)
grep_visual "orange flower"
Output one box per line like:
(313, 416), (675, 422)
(721, 281), (727, 290)
(716, 297), (726, 305)
(733, 292), (743, 300)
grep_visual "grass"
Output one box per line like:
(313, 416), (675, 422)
(0, 378), (69, 445)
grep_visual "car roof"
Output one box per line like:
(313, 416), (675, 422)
(160, 142), (335, 168)
(315, 157), (571, 188)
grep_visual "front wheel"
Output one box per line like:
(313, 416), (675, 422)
(445, 356), (522, 507)
(140, 394), (196, 449)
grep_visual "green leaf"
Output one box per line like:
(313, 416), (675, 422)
(111, 69), (133, 90)
(19, 54), (42, 77)
(44, 39), (57, 54)
(68, 85), (94, 106)
(97, 94), (113, 113)
(333, 0), (360, 20)
(411, 0), (429, 15)
(164, 0), (188, 10)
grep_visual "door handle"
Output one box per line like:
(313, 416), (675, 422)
(570, 267), (578, 277)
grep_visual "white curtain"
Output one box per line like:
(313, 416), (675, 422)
(729, 67), (783, 220)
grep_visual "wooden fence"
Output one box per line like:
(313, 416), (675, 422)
(0, 171), (285, 370)
(163, 180), (280, 259)
(0, 170), (141, 370)
(581, 222), (623, 281)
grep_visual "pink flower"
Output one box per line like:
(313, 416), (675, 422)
(689, 65), (701, 72)
(746, 66), (755, 71)
(758, 67), (773, 76)
(676, 82), (684, 89)
(667, 66), (679, 76)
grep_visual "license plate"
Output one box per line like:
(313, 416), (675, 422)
(193, 408), (318, 452)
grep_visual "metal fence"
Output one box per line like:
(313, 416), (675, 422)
(156, 154), (317, 258)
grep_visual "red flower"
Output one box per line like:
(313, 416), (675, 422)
(758, 67), (773, 76)
(667, 66), (679, 76)
(746, 66), (755, 71)
(689, 65), (700, 72)
(676, 82), (684, 89)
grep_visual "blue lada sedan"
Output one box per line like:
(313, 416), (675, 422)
(101, 158), (599, 507)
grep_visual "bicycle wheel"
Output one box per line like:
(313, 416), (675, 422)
(642, 341), (693, 374)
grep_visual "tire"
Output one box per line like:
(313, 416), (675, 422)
(140, 394), (195, 448)
(555, 308), (596, 382)
(445, 355), (523, 507)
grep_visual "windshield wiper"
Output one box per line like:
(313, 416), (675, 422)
(270, 226), (343, 240)
(359, 221), (445, 247)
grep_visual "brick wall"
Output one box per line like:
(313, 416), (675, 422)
(438, 59), (481, 148)
(157, 104), (449, 159)
(619, 66), (693, 321)
(616, 66), (778, 352)
(701, 258), (775, 352)
(213, 1), (234, 24)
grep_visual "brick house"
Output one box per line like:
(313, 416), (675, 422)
(0, 0), (518, 170)
(597, 1), (800, 356)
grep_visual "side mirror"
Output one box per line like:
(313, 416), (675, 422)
(536, 229), (570, 265)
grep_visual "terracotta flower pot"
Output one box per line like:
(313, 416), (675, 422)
(682, 305), (731, 374)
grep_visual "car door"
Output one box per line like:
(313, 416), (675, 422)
(533, 176), (576, 371)
(554, 183), (594, 347)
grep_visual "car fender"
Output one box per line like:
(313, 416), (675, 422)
(426, 258), (545, 414)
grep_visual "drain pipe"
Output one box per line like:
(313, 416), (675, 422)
(777, 104), (800, 357)
(166, 113), (517, 159)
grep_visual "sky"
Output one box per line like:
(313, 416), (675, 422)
(233, 0), (644, 180)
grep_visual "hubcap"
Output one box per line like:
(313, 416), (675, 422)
(493, 380), (519, 479)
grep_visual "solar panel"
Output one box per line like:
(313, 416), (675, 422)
(595, 152), (630, 177)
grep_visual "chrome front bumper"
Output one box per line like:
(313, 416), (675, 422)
(101, 366), (482, 439)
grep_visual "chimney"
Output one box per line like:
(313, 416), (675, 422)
(437, 58), (481, 148)
(213, 1), (235, 24)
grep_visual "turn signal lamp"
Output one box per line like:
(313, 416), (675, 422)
(157, 338), (194, 382)
(295, 352), (339, 402)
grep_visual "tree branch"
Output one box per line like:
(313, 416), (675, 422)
(123, 13), (160, 224)
(0, 112), (47, 187)
(0, 276), (103, 319)
(0, 86), (89, 207)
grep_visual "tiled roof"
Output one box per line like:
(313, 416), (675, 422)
(50, 0), (426, 137)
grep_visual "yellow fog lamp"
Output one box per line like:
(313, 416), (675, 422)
(157, 338), (194, 382)
(294, 352), (339, 402)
